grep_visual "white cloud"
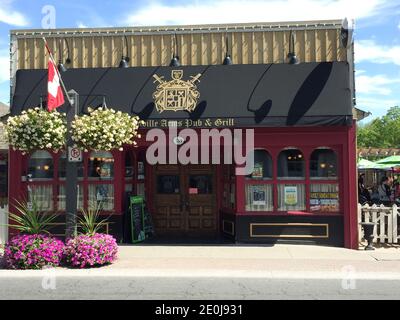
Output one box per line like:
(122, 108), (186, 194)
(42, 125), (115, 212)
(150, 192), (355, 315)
(355, 40), (400, 66)
(77, 21), (88, 28)
(356, 96), (399, 118)
(0, 0), (28, 26)
(356, 74), (400, 96)
(122, 0), (391, 26)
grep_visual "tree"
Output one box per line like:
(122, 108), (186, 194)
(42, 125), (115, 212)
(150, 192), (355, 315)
(357, 106), (400, 148)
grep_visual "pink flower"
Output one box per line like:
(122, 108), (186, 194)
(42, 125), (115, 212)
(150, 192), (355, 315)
(4, 234), (64, 270)
(63, 233), (118, 268)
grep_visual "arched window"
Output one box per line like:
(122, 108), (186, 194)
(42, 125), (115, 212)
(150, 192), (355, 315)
(28, 150), (53, 180)
(245, 149), (273, 212)
(309, 148), (340, 212)
(88, 151), (114, 210)
(247, 149), (272, 179)
(278, 148), (305, 178)
(310, 148), (338, 179)
(58, 151), (84, 180)
(88, 151), (114, 180)
(27, 151), (54, 211)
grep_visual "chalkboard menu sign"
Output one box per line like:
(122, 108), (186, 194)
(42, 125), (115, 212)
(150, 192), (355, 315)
(130, 196), (146, 243)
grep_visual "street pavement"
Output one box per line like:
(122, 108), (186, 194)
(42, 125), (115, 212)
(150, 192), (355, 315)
(1, 244), (400, 299)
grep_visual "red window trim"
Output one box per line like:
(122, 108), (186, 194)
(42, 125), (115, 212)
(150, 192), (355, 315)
(242, 146), (343, 215)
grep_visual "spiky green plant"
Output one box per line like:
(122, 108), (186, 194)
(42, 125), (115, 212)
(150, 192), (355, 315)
(78, 201), (110, 236)
(6, 199), (57, 234)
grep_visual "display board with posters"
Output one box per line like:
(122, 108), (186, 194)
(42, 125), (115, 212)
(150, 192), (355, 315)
(252, 185), (266, 206)
(310, 184), (340, 212)
(284, 186), (298, 206)
(251, 162), (263, 179)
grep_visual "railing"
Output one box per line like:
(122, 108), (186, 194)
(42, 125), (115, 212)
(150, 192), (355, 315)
(358, 203), (399, 243)
(0, 205), (8, 245)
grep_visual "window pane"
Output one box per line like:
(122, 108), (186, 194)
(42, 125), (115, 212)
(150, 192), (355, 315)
(157, 175), (180, 194)
(278, 184), (306, 211)
(88, 184), (114, 211)
(247, 150), (272, 179)
(59, 152), (84, 180)
(310, 149), (338, 179)
(189, 175), (212, 194)
(125, 152), (134, 180)
(310, 184), (340, 212)
(28, 151), (53, 181)
(278, 149), (305, 179)
(88, 151), (114, 180)
(137, 161), (145, 180)
(137, 183), (145, 199)
(58, 184), (83, 211)
(246, 184), (273, 211)
(28, 185), (53, 211)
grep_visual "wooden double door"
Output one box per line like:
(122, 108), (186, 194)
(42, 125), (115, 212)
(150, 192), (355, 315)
(152, 164), (217, 238)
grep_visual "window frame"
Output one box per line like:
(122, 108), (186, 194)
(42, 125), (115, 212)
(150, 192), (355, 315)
(23, 149), (120, 213)
(242, 146), (342, 215)
(244, 148), (275, 212)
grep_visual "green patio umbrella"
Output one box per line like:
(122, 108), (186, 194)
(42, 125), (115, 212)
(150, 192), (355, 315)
(375, 155), (400, 166)
(358, 158), (393, 170)
(357, 158), (376, 169)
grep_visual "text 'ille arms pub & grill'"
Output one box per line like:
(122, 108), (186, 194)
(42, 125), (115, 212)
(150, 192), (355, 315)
(8, 19), (363, 249)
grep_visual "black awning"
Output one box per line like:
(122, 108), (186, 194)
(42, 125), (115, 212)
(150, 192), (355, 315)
(11, 62), (352, 127)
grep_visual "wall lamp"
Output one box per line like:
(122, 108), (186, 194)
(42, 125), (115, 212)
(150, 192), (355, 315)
(170, 33), (180, 67)
(223, 33), (232, 65)
(287, 30), (299, 65)
(58, 38), (71, 72)
(119, 35), (130, 68)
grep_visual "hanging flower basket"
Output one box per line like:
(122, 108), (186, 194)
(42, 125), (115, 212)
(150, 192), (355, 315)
(5, 108), (67, 154)
(71, 107), (143, 152)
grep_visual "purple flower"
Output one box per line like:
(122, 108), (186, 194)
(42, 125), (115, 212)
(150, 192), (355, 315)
(4, 234), (64, 270)
(63, 233), (118, 268)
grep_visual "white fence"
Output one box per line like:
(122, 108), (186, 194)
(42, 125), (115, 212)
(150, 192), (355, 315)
(358, 203), (399, 244)
(0, 205), (8, 245)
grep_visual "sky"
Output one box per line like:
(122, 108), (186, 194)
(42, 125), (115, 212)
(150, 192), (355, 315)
(0, 0), (399, 121)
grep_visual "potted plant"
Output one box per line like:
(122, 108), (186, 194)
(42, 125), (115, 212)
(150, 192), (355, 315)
(5, 108), (67, 154)
(71, 107), (143, 152)
(63, 202), (118, 268)
(3, 199), (64, 269)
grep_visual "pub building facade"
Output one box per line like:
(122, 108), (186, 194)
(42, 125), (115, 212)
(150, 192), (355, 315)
(8, 20), (359, 248)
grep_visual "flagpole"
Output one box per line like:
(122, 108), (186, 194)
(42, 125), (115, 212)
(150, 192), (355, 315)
(42, 37), (73, 106)
(43, 37), (78, 240)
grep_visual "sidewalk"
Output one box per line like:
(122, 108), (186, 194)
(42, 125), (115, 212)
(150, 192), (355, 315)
(1, 244), (400, 299)
(2, 243), (400, 277)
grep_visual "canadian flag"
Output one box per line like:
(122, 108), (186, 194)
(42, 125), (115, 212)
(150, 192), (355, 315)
(47, 59), (65, 111)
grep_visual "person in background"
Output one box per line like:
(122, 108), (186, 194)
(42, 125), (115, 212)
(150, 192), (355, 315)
(392, 177), (400, 205)
(378, 176), (392, 206)
(358, 173), (371, 204)
(370, 185), (380, 204)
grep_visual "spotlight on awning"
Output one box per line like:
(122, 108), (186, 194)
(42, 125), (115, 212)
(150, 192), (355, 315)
(119, 35), (130, 68)
(223, 34), (233, 65)
(287, 31), (300, 65)
(170, 55), (180, 67)
(58, 61), (68, 73)
(170, 33), (181, 67)
(57, 38), (71, 72)
(119, 56), (130, 68)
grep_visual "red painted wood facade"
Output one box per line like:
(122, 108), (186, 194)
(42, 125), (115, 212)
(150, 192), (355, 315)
(8, 122), (358, 248)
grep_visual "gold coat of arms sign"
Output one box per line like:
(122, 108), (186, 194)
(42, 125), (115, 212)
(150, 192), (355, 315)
(152, 70), (201, 113)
